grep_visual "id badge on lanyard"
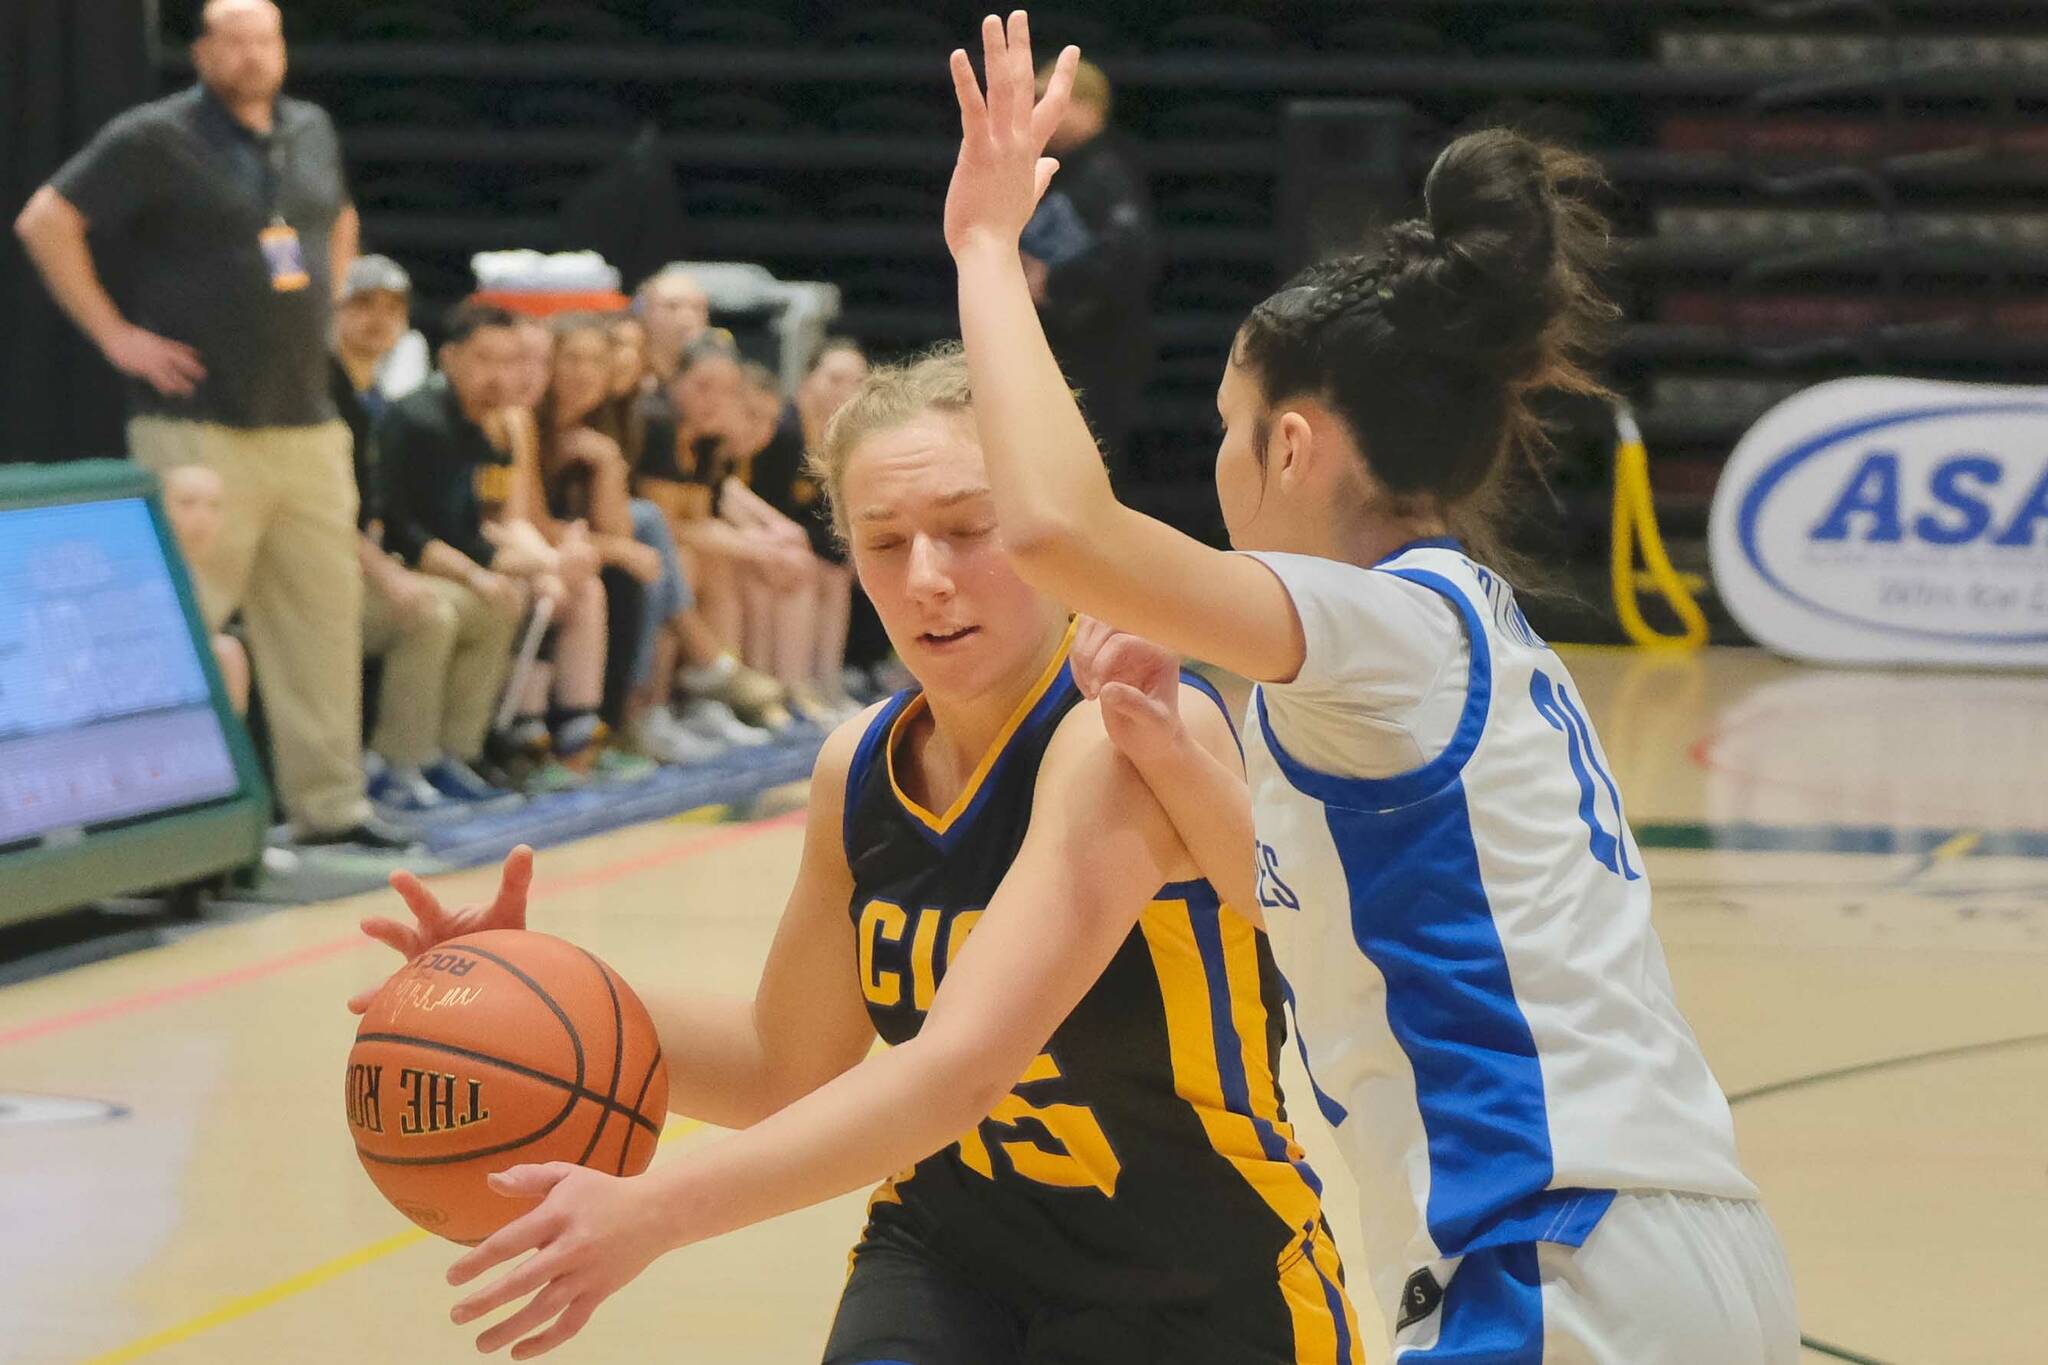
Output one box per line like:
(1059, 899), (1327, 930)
(260, 217), (310, 292)
(256, 135), (308, 292)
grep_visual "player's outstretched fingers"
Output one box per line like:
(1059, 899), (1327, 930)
(449, 1191), (565, 1286)
(359, 915), (423, 959)
(1032, 156), (1059, 202)
(981, 15), (1014, 135)
(388, 868), (450, 934)
(1004, 13), (1043, 135)
(474, 1281), (574, 1355)
(1032, 46), (1080, 149)
(511, 1297), (595, 1361)
(489, 845), (536, 927)
(453, 1246), (558, 1325)
(949, 48), (987, 136)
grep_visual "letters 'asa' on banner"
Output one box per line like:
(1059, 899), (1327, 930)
(1709, 377), (2048, 668)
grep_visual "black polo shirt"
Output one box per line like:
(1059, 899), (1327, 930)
(376, 378), (514, 570)
(330, 356), (384, 533)
(49, 84), (349, 429)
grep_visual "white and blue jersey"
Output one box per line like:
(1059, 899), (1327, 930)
(1240, 541), (1760, 1335)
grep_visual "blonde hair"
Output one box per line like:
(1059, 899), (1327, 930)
(806, 343), (975, 547)
(1038, 56), (1110, 116)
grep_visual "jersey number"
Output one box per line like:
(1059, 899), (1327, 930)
(858, 900), (1123, 1197)
(958, 1051), (1122, 1197)
(1530, 670), (1640, 880)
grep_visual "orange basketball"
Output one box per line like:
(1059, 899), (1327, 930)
(345, 929), (668, 1244)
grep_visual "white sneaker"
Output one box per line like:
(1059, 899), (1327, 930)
(630, 708), (725, 766)
(675, 697), (772, 747)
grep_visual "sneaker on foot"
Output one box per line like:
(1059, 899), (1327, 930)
(681, 656), (790, 731)
(522, 758), (586, 794)
(297, 813), (423, 852)
(676, 697), (772, 747)
(423, 758), (524, 808)
(592, 746), (660, 783)
(630, 708), (725, 766)
(368, 766), (447, 814)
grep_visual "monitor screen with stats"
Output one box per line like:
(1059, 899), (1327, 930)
(0, 495), (242, 849)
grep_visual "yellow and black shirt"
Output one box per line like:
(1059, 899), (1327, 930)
(747, 403), (844, 563)
(376, 376), (516, 569)
(840, 627), (1358, 1353)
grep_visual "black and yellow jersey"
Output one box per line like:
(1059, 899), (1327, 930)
(746, 404), (842, 562)
(839, 625), (1359, 1354)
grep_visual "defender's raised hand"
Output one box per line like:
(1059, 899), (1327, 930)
(945, 12), (1080, 257)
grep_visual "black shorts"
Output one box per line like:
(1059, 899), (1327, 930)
(821, 1221), (1360, 1365)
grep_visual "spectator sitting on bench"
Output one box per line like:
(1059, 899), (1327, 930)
(160, 463), (250, 715)
(376, 301), (615, 793)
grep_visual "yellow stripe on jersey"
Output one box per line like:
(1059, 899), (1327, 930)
(1139, 891), (1361, 1365)
(886, 618), (1078, 836)
(847, 1169), (911, 1280)
(1216, 908), (1313, 1171)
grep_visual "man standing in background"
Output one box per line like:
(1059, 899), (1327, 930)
(13, 0), (410, 849)
(1023, 57), (1158, 483)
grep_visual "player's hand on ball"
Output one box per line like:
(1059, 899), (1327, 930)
(1071, 617), (1186, 764)
(346, 845), (535, 1013)
(447, 1163), (671, 1358)
(944, 13), (1079, 257)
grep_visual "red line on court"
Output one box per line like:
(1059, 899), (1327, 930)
(0, 808), (806, 1052)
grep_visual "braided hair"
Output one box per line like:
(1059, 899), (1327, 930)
(1236, 128), (1617, 575)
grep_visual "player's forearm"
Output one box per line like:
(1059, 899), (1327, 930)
(646, 1028), (1011, 1250)
(954, 237), (1131, 595)
(15, 189), (125, 348)
(639, 989), (797, 1130)
(1125, 738), (1259, 916)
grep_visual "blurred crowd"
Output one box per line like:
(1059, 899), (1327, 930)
(168, 255), (880, 833)
(16, 0), (1146, 852)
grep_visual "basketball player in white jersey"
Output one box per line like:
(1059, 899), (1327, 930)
(944, 15), (1797, 1361)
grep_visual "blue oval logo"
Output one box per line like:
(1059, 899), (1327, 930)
(1737, 401), (2048, 645)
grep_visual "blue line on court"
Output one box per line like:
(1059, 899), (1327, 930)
(1634, 822), (2048, 861)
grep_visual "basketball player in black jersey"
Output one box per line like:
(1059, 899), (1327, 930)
(350, 346), (1359, 1363)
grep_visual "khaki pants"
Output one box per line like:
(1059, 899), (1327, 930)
(130, 416), (368, 834)
(362, 570), (522, 769)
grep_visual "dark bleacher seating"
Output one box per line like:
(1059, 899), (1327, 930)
(831, 94), (954, 135)
(1321, 19), (1451, 58)
(501, 89), (633, 130)
(1155, 16), (1281, 54)
(823, 10), (952, 54)
(662, 8), (796, 49)
(171, 0), (2048, 633)
(506, 5), (638, 45)
(666, 91), (795, 134)
(344, 8), (476, 44)
(829, 183), (944, 225)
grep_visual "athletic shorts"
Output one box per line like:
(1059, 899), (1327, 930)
(1391, 1191), (1800, 1364)
(822, 1217), (1363, 1365)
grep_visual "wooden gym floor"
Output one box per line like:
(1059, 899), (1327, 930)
(2, 646), (2044, 1365)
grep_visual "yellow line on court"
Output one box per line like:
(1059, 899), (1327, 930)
(85, 1119), (709, 1364)
(1932, 830), (1982, 862)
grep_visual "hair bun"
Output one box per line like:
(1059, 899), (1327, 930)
(1376, 128), (1614, 383)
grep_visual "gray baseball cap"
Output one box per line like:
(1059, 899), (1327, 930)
(342, 254), (412, 301)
